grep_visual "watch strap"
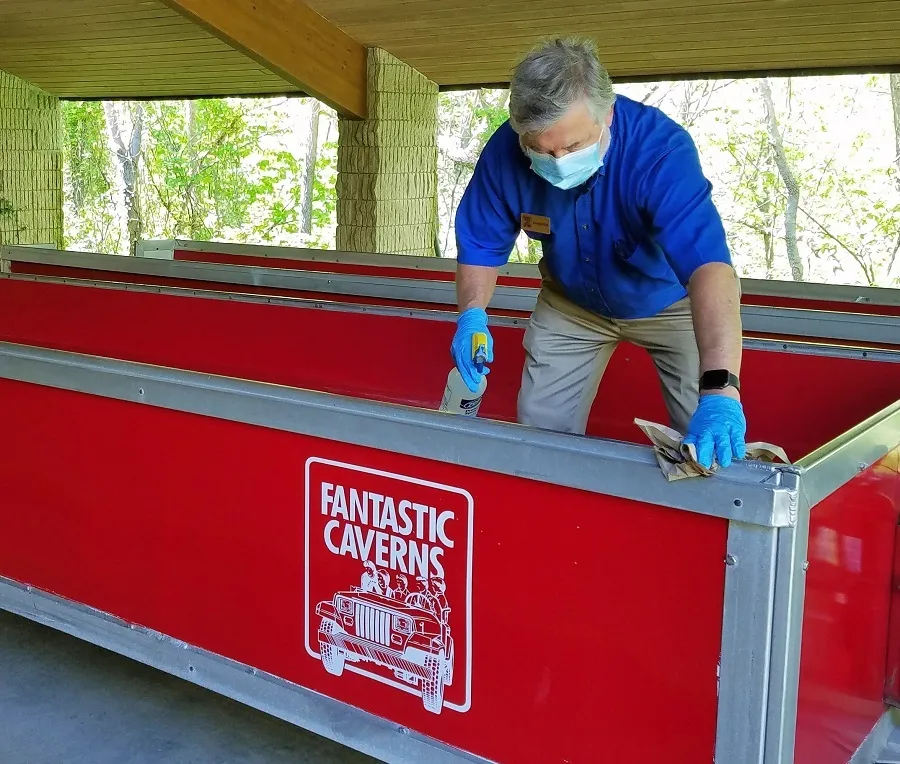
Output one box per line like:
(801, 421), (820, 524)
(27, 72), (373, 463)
(700, 369), (741, 392)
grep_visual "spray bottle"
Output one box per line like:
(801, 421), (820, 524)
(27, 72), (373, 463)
(439, 331), (488, 417)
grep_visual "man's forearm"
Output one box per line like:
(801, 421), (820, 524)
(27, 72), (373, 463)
(457, 263), (500, 312)
(688, 262), (743, 393)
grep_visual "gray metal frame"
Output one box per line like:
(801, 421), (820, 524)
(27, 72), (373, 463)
(0, 340), (798, 764)
(0, 576), (492, 764)
(2, 269), (900, 762)
(134, 238), (900, 309)
(134, 238), (541, 277)
(0, 341), (791, 526)
(5, 246), (900, 347)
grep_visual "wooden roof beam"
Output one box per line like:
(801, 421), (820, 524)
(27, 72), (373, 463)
(160, 0), (367, 118)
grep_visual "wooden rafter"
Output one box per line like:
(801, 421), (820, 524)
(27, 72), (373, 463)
(160, 0), (367, 118)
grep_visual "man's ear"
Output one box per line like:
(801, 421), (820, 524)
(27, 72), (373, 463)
(604, 105), (615, 128)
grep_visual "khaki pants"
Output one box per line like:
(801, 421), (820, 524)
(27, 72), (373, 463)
(517, 288), (700, 435)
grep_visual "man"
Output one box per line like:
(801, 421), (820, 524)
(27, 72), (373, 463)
(451, 37), (746, 469)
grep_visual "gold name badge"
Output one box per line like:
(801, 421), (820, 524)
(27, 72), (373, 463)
(521, 213), (551, 235)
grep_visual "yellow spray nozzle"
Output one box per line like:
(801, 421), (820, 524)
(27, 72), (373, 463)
(472, 331), (488, 371)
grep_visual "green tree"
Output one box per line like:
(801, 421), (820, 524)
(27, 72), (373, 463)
(61, 101), (119, 253)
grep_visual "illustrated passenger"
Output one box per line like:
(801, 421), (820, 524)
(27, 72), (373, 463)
(405, 576), (434, 610)
(377, 569), (392, 597)
(451, 37), (746, 470)
(393, 574), (410, 601)
(429, 577), (449, 619)
(361, 561), (380, 594)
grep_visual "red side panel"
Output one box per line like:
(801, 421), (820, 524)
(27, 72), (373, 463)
(0, 379), (727, 764)
(795, 449), (900, 764)
(1, 278), (900, 461)
(12, 260), (900, 353)
(7, 261), (485, 316)
(884, 524), (900, 704)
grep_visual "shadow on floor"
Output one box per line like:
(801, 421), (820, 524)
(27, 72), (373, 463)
(0, 611), (382, 764)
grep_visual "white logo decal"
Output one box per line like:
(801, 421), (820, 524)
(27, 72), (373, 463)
(304, 458), (473, 715)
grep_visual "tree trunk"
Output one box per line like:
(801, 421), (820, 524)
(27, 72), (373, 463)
(891, 74), (900, 176)
(185, 100), (203, 238)
(886, 74), (900, 284)
(103, 101), (144, 256)
(760, 79), (804, 281)
(301, 100), (321, 235)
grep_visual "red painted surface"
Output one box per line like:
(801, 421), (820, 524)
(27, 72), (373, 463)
(2, 278), (900, 461)
(14, 259), (900, 354)
(884, 524), (900, 705)
(794, 449), (900, 764)
(0, 379), (728, 764)
(2, 279), (900, 461)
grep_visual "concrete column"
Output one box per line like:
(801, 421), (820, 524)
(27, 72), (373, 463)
(336, 49), (438, 257)
(0, 71), (63, 248)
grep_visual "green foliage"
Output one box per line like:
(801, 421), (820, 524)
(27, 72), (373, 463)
(309, 141), (338, 237)
(472, 95), (510, 145)
(143, 99), (288, 240)
(61, 100), (120, 253)
(62, 101), (110, 208)
(60, 75), (900, 289)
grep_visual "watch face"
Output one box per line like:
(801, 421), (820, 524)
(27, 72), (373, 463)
(703, 369), (731, 388)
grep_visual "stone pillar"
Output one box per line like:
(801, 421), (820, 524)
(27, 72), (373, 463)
(0, 70), (63, 248)
(336, 48), (438, 257)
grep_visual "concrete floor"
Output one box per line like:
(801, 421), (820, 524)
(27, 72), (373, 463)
(0, 611), (381, 764)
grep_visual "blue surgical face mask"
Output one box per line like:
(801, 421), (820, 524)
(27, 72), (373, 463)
(526, 137), (604, 190)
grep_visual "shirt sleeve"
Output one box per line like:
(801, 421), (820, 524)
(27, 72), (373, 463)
(638, 133), (733, 285)
(454, 130), (521, 267)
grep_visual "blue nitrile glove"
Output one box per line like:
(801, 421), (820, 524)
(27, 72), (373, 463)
(683, 395), (747, 470)
(451, 308), (494, 393)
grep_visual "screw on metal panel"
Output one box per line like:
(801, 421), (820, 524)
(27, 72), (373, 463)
(859, 463), (869, 472)
(725, 554), (737, 566)
(802, 561), (809, 571)
(397, 726), (410, 736)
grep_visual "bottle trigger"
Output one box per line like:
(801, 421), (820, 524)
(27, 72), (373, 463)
(472, 331), (488, 374)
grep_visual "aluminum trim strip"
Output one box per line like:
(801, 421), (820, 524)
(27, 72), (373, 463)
(0, 270), (533, 327)
(0, 341), (793, 527)
(133, 240), (900, 307)
(0, 247), (536, 312)
(716, 521), (779, 764)
(4, 272), (900, 367)
(741, 276), (900, 308)
(0, 577), (492, 764)
(848, 709), (900, 764)
(763, 479), (810, 764)
(5, 248), (900, 347)
(134, 239), (540, 277)
(741, 304), (900, 345)
(797, 399), (900, 507)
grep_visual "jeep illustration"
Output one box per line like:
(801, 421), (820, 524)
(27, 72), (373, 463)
(315, 563), (454, 714)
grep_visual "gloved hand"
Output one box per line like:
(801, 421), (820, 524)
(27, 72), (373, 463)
(683, 394), (747, 470)
(451, 308), (494, 393)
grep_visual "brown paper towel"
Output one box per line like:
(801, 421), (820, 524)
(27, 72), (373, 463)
(634, 418), (791, 481)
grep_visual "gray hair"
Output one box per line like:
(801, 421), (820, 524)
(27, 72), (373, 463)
(508, 37), (616, 136)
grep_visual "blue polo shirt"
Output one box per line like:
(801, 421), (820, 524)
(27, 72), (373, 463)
(454, 94), (732, 319)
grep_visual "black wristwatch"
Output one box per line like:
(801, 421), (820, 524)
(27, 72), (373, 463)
(700, 369), (741, 392)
